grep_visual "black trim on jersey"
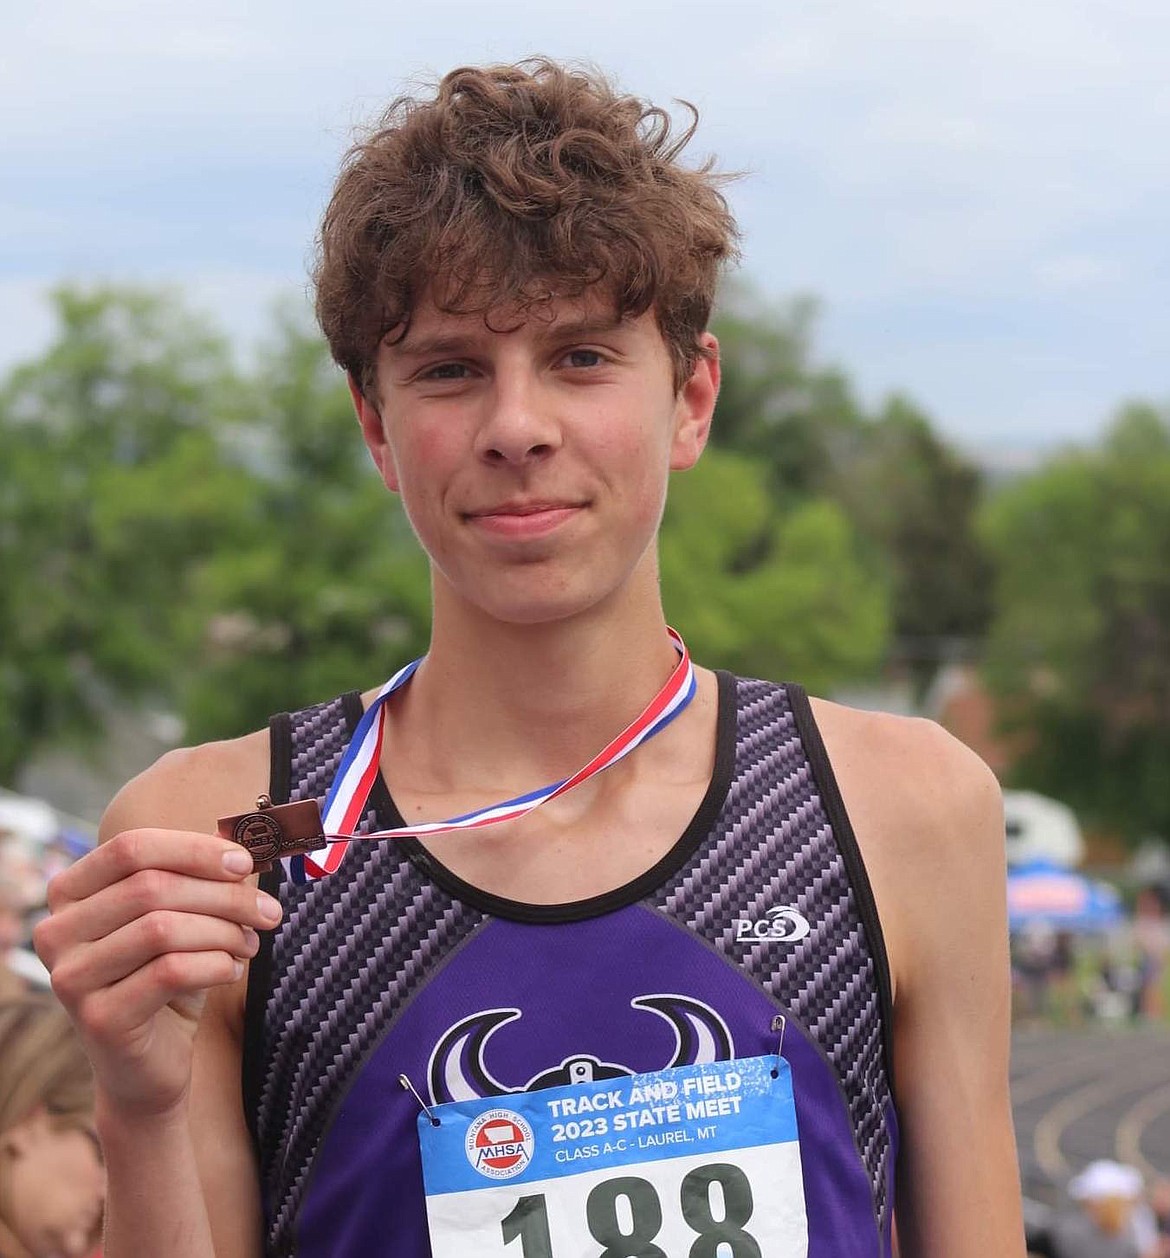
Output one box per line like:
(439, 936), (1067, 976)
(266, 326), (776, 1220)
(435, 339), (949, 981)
(785, 684), (898, 1101)
(242, 711), (291, 1157)
(267, 711), (292, 808)
(365, 669), (739, 925)
(340, 689), (366, 740)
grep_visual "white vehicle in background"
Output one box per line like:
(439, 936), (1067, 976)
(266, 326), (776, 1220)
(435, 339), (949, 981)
(1003, 790), (1084, 869)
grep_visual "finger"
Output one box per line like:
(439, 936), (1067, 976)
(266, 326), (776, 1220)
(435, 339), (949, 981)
(50, 912), (261, 1003)
(47, 828), (258, 908)
(79, 950), (248, 1043)
(36, 872), (281, 966)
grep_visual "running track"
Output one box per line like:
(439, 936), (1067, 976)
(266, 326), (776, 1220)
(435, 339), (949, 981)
(1012, 1026), (1170, 1205)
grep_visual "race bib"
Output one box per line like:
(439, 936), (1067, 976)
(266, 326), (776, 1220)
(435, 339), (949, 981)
(418, 1055), (808, 1257)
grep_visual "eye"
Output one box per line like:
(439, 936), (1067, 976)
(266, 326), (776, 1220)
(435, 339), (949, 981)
(560, 349), (605, 369)
(419, 362), (473, 381)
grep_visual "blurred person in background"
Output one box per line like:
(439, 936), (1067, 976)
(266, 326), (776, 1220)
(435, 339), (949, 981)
(1133, 885), (1170, 1021)
(0, 996), (104, 1258)
(1150, 1178), (1170, 1257)
(1015, 920), (1059, 1023)
(1050, 1161), (1157, 1258)
(0, 838), (49, 996)
(0, 839), (42, 925)
(0, 892), (27, 1000)
(1049, 929), (1081, 1024)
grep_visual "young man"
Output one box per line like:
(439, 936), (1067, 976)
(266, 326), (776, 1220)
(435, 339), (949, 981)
(34, 60), (1025, 1257)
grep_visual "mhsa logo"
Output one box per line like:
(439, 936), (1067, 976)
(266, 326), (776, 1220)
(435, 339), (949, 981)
(464, 1108), (535, 1179)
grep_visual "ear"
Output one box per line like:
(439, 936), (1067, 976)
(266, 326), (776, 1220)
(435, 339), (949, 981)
(669, 333), (719, 471)
(349, 373), (401, 493)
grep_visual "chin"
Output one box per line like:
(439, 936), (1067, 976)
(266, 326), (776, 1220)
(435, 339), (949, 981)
(471, 575), (619, 628)
(479, 595), (594, 627)
(436, 547), (648, 627)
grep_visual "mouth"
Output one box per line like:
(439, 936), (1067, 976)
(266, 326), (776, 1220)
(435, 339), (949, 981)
(466, 499), (585, 517)
(463, 500), (587, 538)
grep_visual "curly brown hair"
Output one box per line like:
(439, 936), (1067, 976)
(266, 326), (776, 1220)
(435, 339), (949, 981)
(314, 58), (740, 397)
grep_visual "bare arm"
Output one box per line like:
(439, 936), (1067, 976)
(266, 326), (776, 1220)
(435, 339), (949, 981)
(816, 705), (1026, 1256)
(886, 724), (1024, 1256)
(34, 736), (278, 1258)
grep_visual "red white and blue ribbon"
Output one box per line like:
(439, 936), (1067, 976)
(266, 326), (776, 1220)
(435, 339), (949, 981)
(287, 628), (696, 883)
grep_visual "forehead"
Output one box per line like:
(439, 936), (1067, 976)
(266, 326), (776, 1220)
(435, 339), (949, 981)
(384, 286), (652, 353)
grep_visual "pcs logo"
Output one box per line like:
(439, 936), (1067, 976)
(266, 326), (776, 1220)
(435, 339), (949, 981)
(733, 904), (811, 943)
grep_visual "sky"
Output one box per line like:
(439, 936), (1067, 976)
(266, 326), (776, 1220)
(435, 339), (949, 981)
(1, 0), (1167, 454)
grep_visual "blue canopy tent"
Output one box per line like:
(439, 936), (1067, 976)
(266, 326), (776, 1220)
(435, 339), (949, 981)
(1006, 860), (1125, 933)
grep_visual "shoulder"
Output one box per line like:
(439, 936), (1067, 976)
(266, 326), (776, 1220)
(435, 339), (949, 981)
(807, 696), (1002, 838)
(99, 728), (272, 844)
(805, 697), (1006, 1001)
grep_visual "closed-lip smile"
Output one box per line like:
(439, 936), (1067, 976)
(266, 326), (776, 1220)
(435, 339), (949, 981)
(466, 499), (584, 517)
(463, 500), (586, 537)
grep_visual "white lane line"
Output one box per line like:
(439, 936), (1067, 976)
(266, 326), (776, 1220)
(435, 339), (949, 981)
(1115, 1080), (1170, 1180)
(1033, 1058), (1170, 1180)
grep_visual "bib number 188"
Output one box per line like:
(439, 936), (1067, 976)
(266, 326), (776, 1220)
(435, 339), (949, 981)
(500, 1161), (763, 1258)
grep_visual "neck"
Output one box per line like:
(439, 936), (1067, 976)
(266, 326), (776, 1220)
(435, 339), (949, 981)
(391, 580), (680, 789)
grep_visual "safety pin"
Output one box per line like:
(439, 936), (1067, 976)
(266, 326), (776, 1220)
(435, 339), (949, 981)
(770, 1014), (787, 1078)
(399, 1073), (441, 1126)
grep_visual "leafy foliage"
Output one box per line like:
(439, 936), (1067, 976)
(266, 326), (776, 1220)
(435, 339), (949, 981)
(177, 307), (431, 741)
(660, 449), (888, 691)
(0, 287), (250, 781)
(830, 395), (994, 690)
(711, 287), (993, 680)
(981, 403), (1170, 838)
(710, 286), (865, 497)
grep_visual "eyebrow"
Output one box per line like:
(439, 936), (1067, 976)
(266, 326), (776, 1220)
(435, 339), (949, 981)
(386, 315), (629, 362)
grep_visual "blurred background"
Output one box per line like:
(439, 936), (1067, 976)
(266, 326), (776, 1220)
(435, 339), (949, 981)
(1, 2), (1168, 1253)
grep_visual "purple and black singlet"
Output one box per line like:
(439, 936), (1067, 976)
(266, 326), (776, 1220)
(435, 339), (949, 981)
(243, 672), (898, 1256)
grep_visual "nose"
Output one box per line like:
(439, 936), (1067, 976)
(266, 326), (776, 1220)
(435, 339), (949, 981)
(473, 367), (561, 467)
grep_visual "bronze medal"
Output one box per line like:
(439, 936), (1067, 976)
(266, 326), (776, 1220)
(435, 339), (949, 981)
(232, 812), (283, 864)
(217, 796), (328, 873)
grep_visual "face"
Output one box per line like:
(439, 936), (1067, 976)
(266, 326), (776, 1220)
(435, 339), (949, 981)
(1085, 1196), (1131, 1236)
(352, 291), (718, 628)
(0, 1109), (104, 1257)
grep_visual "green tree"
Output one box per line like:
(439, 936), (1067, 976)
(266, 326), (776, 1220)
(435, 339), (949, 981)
(831, 395), (994, 692)
(177, 305), (432, 742)
(981, 402), (1170, 840)
(0, 286), (251, 783)
(710, 285), (865, 499)
(660, 448), (889, 691)
(712, 286), (993, 689)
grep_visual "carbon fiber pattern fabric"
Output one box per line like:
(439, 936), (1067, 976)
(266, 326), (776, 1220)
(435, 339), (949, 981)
(253, 695), (483, 1257)
(655, 676), (894, 1228)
